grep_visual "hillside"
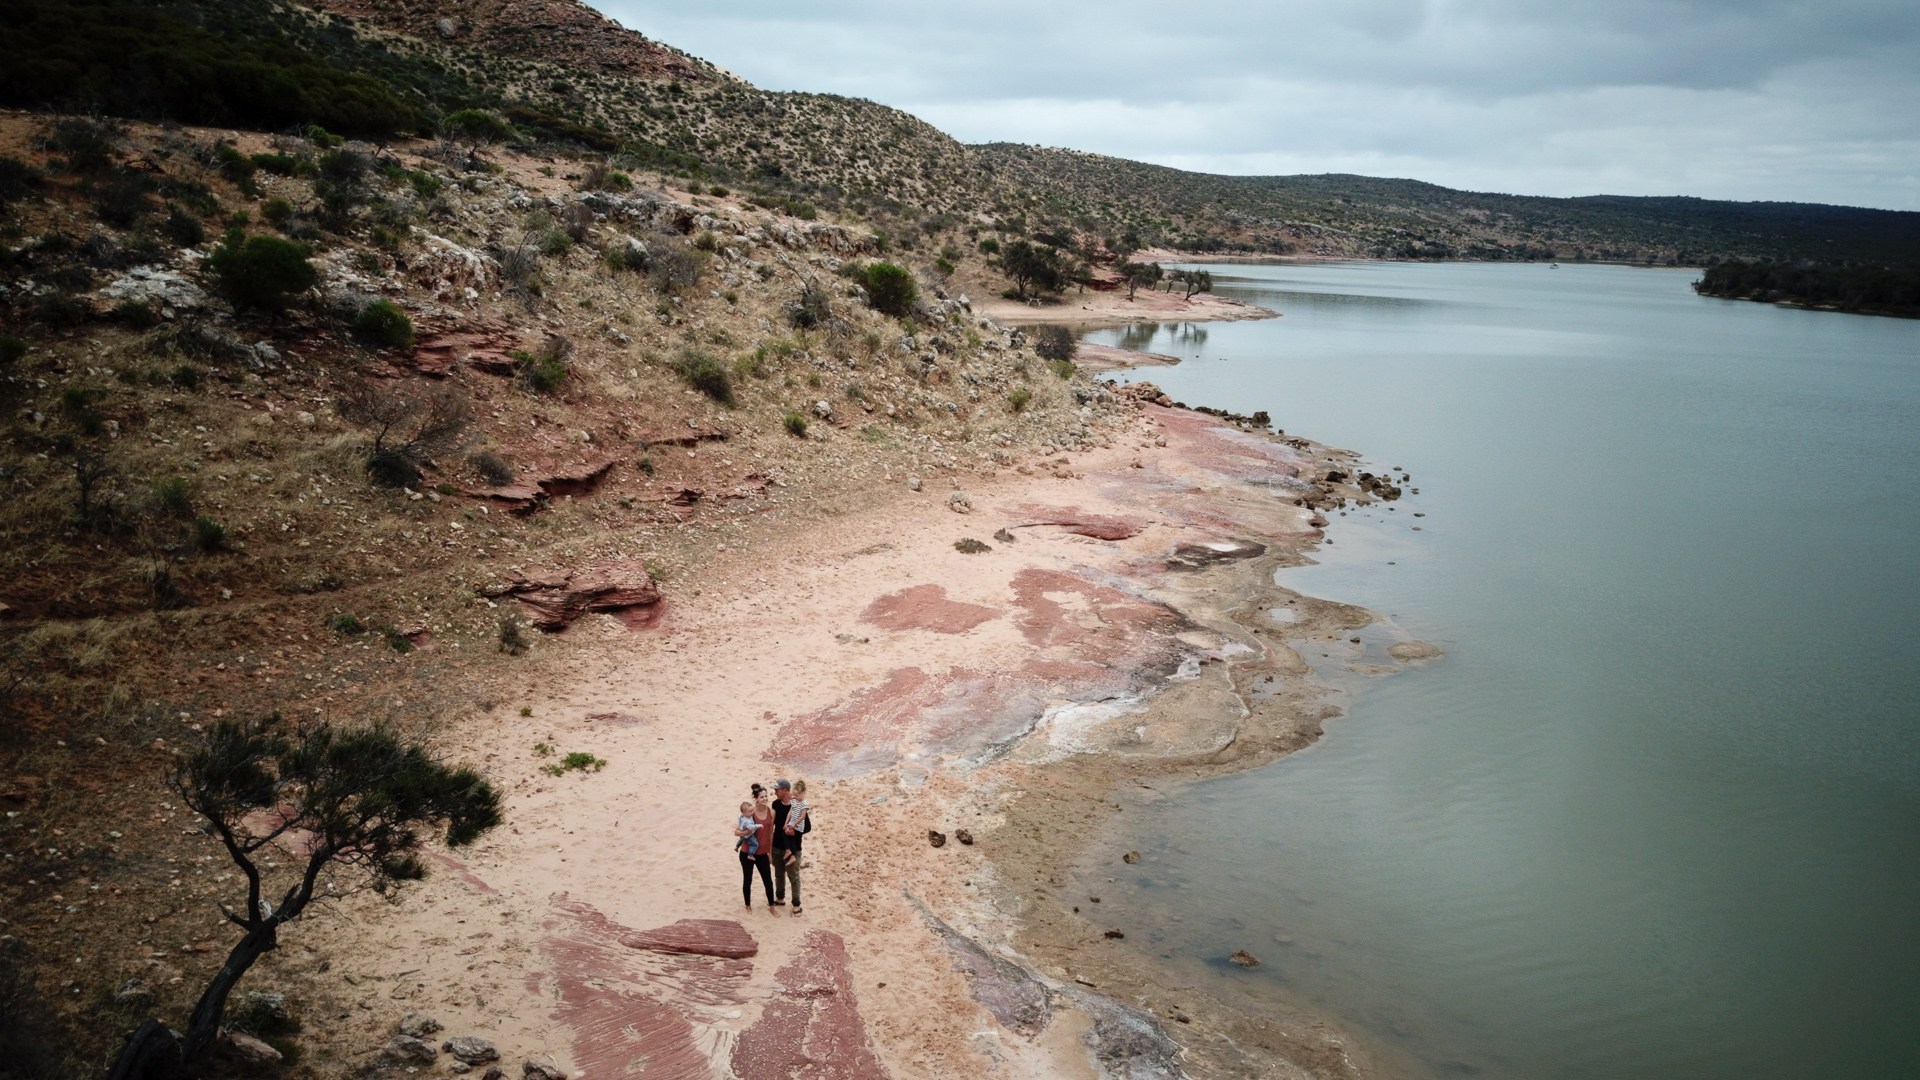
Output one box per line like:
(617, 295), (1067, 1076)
(4, 0), (1916, 273)
(0, 104), (1139, 1074)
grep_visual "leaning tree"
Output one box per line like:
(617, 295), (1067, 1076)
(109, 717), (502, 1080)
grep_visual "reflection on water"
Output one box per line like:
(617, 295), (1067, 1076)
(1117, 320), (1209, 353)
(1079, 263), (1920, 1080)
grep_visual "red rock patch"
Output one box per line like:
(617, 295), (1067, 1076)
(1010, 504), (1151, 540)
(623, 919), (758, 960)
(730, 929), (888, 1080)
(862, 584), (1000, 634)
(542, 897), (754, 1080)
(769, 571), (1192, 776)
(482, 560), (662, 631)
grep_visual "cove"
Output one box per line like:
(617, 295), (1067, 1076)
(1079, 262), (1920, 1079)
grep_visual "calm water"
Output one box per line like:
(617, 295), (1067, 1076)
(1079, 264), (1920, 1080)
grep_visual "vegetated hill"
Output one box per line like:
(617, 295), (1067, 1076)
(0, 104), (1135, 1072)
(972, 146), (1920, 266)
(307, 0), (722, 81)
(6, 0), (1915, 271)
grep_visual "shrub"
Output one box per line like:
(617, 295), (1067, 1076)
(513, 336), (571, 394)
(336, 381), (472, 489)
(1032, 324), (1077, 363)
(164, 204), (206, 247)
(782, 411), (809, 437)
(35, 291), (91, 328)
(351, 299), (414, 348)
(251, 152), (302, 176)
(0, 155), (43, 209)
(381, 624), (414, 653)
(855, 262), (918, 318)
(61, 385), (108, 435)
(207, 230), (316, 311)
(112, 298), (158, 328)
(261, 197), (294, 225)
(328, 613), (366, 636)
(954, 538), (991, 554)
(191, 516), (227, 553)
(470, 451), (514, 486)
(91, 172), (157, 227)
(444, 109), (516, 144)
(1048, 357), (1076, 380)
(0, 334), (25, 366)
(537, 229), (572, 257)
(498, 615), (530, 655)
(676, 350), (734, 405)
(542, 752), (605, 776)
(788, 281), (832, 329)
(1008, 386), (1033, 413)
(153, 475), (195, 517)
(651, 241), (705, 295)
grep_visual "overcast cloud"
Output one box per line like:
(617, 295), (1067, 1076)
(596, 1), (1920, 210)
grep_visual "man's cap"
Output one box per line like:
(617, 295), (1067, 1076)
(774, 778), (791, 790)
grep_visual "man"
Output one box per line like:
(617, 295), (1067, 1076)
(770, 778), (794, 907)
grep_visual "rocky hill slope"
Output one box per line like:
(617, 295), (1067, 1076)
(0, 106), (1137, 1074)
(6, 0), (1915, 270)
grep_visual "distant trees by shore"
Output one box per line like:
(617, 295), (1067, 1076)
(1693, 262), (1920, 318)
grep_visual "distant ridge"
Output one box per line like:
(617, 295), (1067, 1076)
(3, 0), (1915, 267)
(306, 0), (723, 81)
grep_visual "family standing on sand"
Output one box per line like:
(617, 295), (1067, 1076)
(734, 778), (810, 914)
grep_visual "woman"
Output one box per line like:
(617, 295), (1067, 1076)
(739, 783), (776, 909)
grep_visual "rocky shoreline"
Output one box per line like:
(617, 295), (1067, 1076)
(298, 374), (1435, 1079)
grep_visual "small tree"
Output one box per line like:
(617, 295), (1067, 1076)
(109, 717), (502, 1080)
(1170, 268), (1214, 300)
(1032, 324), (1077, 364)
(998, 240), (1070, 299)
(1120, 260), (1163, 301)
(206, 230), (315, 312)
(336, 381), (472, 487)
(855, 261), (917, 318)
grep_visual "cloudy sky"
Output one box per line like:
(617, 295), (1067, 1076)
(594, 0), (1920, 211)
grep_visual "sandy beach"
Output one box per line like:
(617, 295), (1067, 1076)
(977, 284), (1279, 330)
(296, 378), (1432, 1078)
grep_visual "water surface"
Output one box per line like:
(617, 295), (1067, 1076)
(1080, 263), (1920, 1080)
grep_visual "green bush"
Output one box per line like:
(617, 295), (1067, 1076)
(207, 230), (315, 311)
(164, 204), (205, 247)
(782, 411), (809, 437)
(511, 345), (567, 394)
(0, 334), (26, 366)
(153, 475), (194, 517)
(250, 152), (302, 176)
(1032, 324), (1077, 363)
(351, 299), (414, 348)
(328, 613), (366, 636)
(855, 261), (918, 318)
(542, 751), (605, 776)
(1048, 357), (1076, 380)
(191, 515), (227, 553)
(261, 197), (294, 225)
(676, 350), (734, 406)
(1008, 386), (1033, 413)
(444, 109), (516, 144)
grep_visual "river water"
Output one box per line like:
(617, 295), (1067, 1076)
(1078, 263), (1920, 1080)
